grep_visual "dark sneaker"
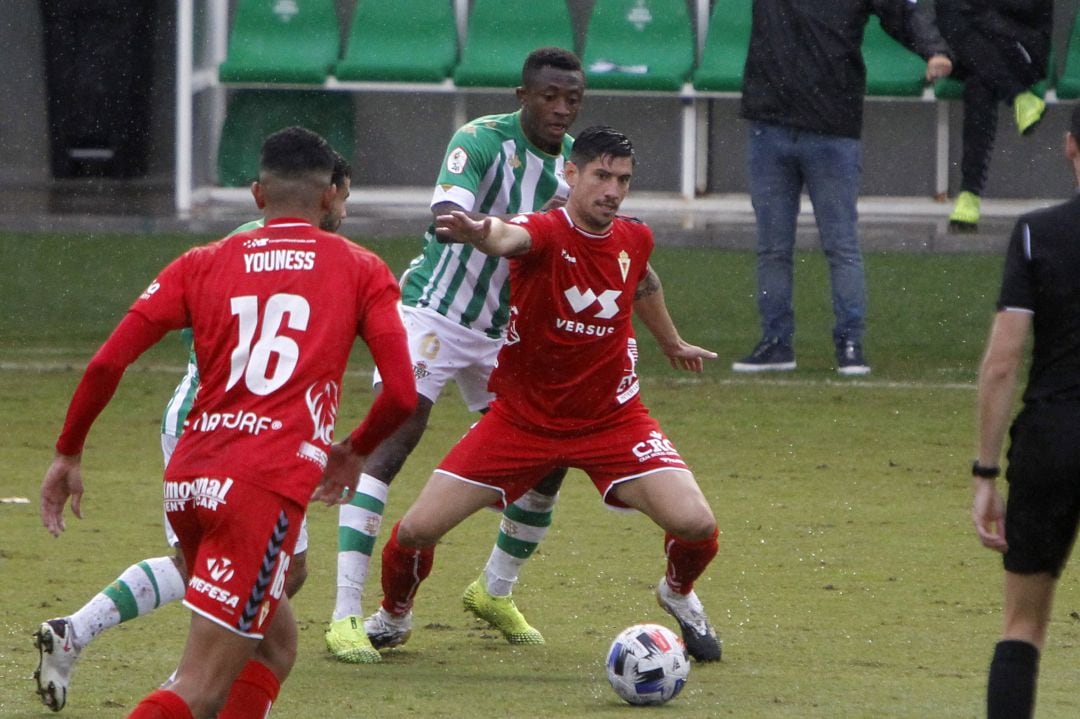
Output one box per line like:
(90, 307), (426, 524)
(836, 339), (870, 376)
(731, 338), (795, 372)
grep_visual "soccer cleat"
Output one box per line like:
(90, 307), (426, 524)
(462, 576), (545, 645)
(835, 339), (870, 376)
(325, 615), (382, 664)
(33, 618), (80, 712)
(1013, 91), (1046, 136)
(363, 607), (413, 650)
(948, 191), (980, 232)
(731, 337), (796, 372)
(656, 580), (722, 662)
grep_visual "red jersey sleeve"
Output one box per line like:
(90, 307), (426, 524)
(347, 254), (417, 455)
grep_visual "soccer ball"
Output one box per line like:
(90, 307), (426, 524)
(605, 623), (690, 705)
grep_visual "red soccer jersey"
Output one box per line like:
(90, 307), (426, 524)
(489, 208), (653, 431)
(131, 219), (403, 506)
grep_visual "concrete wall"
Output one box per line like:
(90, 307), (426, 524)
(2, 1), (1078, 203)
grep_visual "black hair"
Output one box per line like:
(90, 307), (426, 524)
(331, 150), (351, 188)
(522, 46), (582, 86)
(260, 126), (335, 180)
(569, 126), (635, 167)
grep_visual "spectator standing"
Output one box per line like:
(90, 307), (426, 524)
(733, 0), (952, 375)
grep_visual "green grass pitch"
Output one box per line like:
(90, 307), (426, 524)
(0, 231), (1076, 717)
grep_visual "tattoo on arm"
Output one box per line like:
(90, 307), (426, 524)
(635, 265), (661, 300)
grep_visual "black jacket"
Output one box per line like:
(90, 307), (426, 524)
(740, 0), (950, 139)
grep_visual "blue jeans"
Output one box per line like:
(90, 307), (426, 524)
(747, 121), (866, 346)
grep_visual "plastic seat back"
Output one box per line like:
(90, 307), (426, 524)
(336, 0), (457, 83)
(692, 0), (752, 92)
(862, 15), (928, 96)
(1059, 16), (1080, 97)
(217, 90), (355, 187)
(219, 0), (340, 84)
(583, 0), (694, 91)
(453, 0), (575, 87)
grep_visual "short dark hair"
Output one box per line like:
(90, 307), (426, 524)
(331, 150), (351, 188)
(1071, 104), (1080, 141)
(260, 126), (335, 180)
(569, 126), (635, 167)
(522, 47), (582, 86)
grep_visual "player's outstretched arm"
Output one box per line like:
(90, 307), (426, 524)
(633, 264), (717, 373)
(40, 453), (84, 537)
(434, 210), (532, 257)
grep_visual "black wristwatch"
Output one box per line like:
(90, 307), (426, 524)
(971, 460), (1001, 479)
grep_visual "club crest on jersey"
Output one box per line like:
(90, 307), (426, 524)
(305, 381), (338, 445)
(447, 147), (468, 174)
(618, 250), (631, 283)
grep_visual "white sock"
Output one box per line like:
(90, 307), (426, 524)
(484, 490), (558, 597)
(69, 556), (186, 651)
(333, 474), (389, 620)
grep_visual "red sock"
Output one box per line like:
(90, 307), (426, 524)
(217, 660), (280, 719)
(127, 689), (194, 719)
(380, 521), (434, 615)
(664, 529), (719, 594)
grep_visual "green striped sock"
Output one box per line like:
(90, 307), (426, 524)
(334, 473), (389, 620)
(484, 490), (558, 597)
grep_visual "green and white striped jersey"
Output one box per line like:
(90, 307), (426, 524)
(400, 111), (573, 339)
(160, 218), (264, 437)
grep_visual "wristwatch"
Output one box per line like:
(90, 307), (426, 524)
(971, 460), (1001, 479)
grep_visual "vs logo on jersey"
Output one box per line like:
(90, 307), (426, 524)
(564, 286), (621, 319)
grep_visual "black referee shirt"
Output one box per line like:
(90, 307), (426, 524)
(998, 194), (1080, 402)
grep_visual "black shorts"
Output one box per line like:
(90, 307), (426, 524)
(1003, 403), (1080, 577)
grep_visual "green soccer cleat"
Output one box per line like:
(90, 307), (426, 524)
(948, 191), (981, 232)
(462, 576), (545, 645)
(1013, 91), (1046, 136)
(325, 615), (382, 664)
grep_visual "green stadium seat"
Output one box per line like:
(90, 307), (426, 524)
(692, 0), (752, 92)
(582, 0), (694, 91)
(1058, 14), (1080, 98)
(862, 15), (929, 96)
(453, 0), (575, 88)
(335, 0), (457, 83)
(219, 0), (340, 84)
(217, 90), (355, 187)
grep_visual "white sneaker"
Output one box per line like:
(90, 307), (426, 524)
(33, 618), (81, 711)
(363, 607), (413, 649)
(656, 579), (722, 662)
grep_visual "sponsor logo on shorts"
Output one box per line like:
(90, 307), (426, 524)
(207, 556), (235, 583)
(414, 360), (432, 380)
(189, 575), (240, 609)
(164, 477), (234, 512)
(188, 410), (281, 436)
(631, 431), (685, 465)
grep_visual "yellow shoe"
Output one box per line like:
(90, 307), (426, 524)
(1014, 91), (1046, 136)
(462, 576), (544, 645)
(325, 615), (382, 664)
(948, 191), (980, 232)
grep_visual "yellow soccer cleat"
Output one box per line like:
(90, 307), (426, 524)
(462, 576), (544, 645)
(325, 615), (382, 664)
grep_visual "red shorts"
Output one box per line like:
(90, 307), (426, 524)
(437, 403), (690, 509)
(164, 477), (304, 639)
